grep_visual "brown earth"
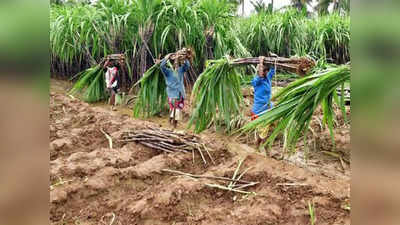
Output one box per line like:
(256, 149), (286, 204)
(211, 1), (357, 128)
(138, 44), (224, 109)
(50, 79), (350, 225)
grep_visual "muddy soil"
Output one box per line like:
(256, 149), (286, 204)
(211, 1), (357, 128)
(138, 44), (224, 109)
(50, 79), (350, 225)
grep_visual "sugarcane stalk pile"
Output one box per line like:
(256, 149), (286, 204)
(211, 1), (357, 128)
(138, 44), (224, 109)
(231, 56), (315, 76)
(121, 127), (214, 165)
(104, 54), (125, 61)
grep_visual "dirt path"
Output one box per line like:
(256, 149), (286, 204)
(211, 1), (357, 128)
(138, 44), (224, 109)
(50, 79), (350, 225)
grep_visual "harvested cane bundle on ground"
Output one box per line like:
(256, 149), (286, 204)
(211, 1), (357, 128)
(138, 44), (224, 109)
(121, 127), (214, 165)
(189, 56), (243, 133)
(133, 64), (167, 118)
(240, 64), (350, 151)
(69, 65), (107, 103)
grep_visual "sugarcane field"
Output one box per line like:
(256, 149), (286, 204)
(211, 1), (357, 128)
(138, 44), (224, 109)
(50, 0), (350, 224)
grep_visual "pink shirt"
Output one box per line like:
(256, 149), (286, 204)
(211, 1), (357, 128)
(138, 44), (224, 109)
(105, 67), (118, 88)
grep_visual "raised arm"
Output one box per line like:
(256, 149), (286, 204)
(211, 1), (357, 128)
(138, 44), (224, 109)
(160, 58), (171, 76)
(267, 67), (276, 80)
(160, 53), (175, 76)
(252, 56), (265, 86)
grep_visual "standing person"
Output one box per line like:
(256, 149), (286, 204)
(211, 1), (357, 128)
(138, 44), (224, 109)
(251, 56), (276, 120)
(157, 50), (191, 128)
(251, 56), (276, 147)
(103, 60), (120, 111)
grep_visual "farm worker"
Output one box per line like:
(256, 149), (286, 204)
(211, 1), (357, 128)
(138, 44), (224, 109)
(251, 56), (276, 148)
(251, 56), (276, 120)
(157, 48), (192, 128)
(103, 59), (120, 110)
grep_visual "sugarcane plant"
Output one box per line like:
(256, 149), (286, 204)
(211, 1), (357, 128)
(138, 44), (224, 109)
(50, 0), (253, 82)
(240, 64), (350, 151)
(240, 9), (308, 58)
(238, 9), (350, 64)
(307, 13), (350, 64)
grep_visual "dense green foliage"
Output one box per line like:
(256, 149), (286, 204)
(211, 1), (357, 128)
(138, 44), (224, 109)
(50, 0), (350, 81)
(238, 9), (350, 64)
(132, 64), (168, 118)
(69, 65), (108, 102)
(239, 9), (307, 58)
(189, 57), (243, 133)
(52, 0), (351, 149)
(50, 0), (248, 82)
(240, 64), (350, 150)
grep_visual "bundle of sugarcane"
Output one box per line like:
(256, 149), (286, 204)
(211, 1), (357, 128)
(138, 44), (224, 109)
(69, 54), (126, 103)
(173, 47), (194, 62)
(121, 127), (214, 165)
(189, 56), (243, 133)
(132, 63), (167, 118)
(105, 54), (125, 61)
(230, 56), (315, 76)
(69, 65), (107, 103)
(240, 64), (350, 151)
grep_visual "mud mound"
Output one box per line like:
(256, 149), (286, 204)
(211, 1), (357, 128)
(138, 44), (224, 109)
(50, 91), (349, 225)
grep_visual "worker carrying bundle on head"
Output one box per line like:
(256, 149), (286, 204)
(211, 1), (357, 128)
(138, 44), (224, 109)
(156, 48), (193, 128)
(103, 59), (120, 111)
(251, 56), (276, 148)
(251, 56), (276, 120)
